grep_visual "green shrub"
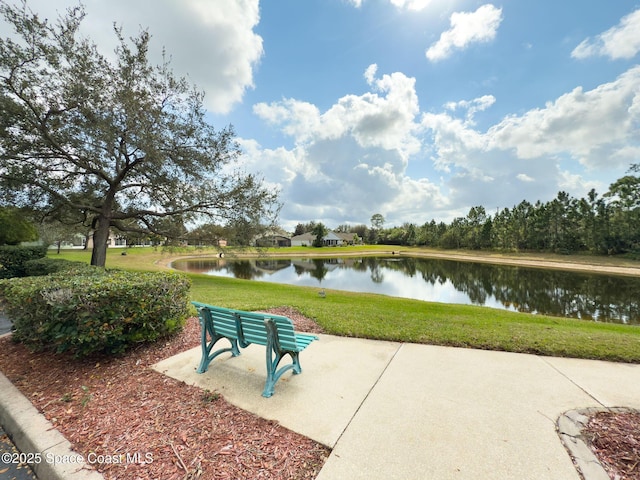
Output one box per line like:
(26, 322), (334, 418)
(0, 245), (48, 278)
(0, 269), (190, 357)
(23, 258), (94, 277)
(24, 257), (94, 277)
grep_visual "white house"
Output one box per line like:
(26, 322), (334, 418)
(290, 230), (361, 247)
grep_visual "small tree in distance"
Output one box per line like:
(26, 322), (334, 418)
(312, 222), (328, 247)
(371, 213), (385, 231)
(0, 2), (279, 267)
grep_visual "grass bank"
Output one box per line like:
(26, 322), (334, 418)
(49, 246), (640, 363)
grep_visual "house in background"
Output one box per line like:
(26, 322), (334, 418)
(85, 231), (128, 249)
(289, 232), (315, 247)
(290, 231), (361, 247)
(255, 235), (291, 247)
(254, 227), (292, 247)
(334, 231), (361, 245)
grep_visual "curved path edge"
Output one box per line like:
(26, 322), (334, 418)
(0, 368), (104, 480)
(556, 407), (638, 480)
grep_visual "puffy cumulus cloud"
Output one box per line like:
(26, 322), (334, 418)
(426, 4), (503, 61)
(253, 100), (323, 144)
(572, 8), (640, 60)
(238, 138), (304, 186)
(389, 0), (434, 11)
(0, 0), (263, 114)
(100, 0), (264, 114)
(278, 138), (448, 228)
(249, 64), (640, 228)
(352, 0), (457, 12)
(241, 138), (410, 227)
(488, 66), (640, 168)
(421, 67), (640, 210)
(444, 94), (496, 124)
(421, 108), (488, 171)
(420, 107), (550, 209)
(445, 161), (564, 212)
(380, 177), (451, 224)
(557, 170), (601, 194)
(516, 173), (535, 183)
(346, 0), (433, 10)
(249, 66), (451, 227)
(254, 64), (421, 159)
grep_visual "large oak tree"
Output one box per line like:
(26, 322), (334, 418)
(0, 1), (279, 266)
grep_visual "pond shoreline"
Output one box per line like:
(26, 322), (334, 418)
(160, 248), (640, 277)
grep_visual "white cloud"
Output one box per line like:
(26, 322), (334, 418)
(350, 0), (446, 11)
(426, 4), (503, 61)
(516, 173), (534, 182)
(444, 94), (496, 124)
(249, 60), (640, 227)
(488, 66), (640, 168)
(557, 170), (601, 194)
(390, 0), (433, 11)
(420, 66), (640, 211)
(364, 64), (378, 84)
(255, 65), (421, 159)
(572, 8), (640, 60)
(250, 66), (452, 227)
(0, 0), (263, 114)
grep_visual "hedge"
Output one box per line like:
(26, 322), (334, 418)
(0, 245), (48, 278)
(0, 269), (190, 357)
(23, 257), (92, 277)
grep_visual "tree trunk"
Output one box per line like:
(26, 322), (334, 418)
(90, 217), (111, 267)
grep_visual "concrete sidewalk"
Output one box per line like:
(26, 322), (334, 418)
(0, 311), (12, 336)
(154, 335), (640, 480)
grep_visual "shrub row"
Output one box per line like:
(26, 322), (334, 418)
(0, 245), (48, 279)
(23, 257), (93, 276)
(0, 269), (190, 357)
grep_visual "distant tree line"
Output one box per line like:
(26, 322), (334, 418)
(334, 165), (640, 256)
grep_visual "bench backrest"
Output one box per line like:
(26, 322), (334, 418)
(234, 310), (299, 351)
(193, 302), (240, 340)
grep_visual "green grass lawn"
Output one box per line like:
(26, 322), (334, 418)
(49, 246), (640, 363)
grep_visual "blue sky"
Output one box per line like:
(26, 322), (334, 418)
(2, 0), (640, 231)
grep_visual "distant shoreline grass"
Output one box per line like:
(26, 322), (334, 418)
(49, 246), (640, 363)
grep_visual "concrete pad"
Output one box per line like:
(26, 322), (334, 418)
(317, 344), (597, 480)
(544, 356), (640, 408)
(152, 334), (401, 448)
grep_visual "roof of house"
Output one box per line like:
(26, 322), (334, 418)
(290, 230), (360, 242)
(290, 232), (315, 241)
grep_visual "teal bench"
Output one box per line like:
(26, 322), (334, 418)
(192, 302), (319, 397)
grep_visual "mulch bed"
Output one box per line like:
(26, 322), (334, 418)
(584, 411), (640, 480)
(0, 308), (329, 479)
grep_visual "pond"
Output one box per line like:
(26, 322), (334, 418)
(171, 256), (640, 325)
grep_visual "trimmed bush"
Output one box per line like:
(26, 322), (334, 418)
(23, 257), (93, 277)
(0, 245), (48, 278)
(0, 269), (190, 357)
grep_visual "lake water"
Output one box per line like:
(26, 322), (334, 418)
(171, 256), (640, 325)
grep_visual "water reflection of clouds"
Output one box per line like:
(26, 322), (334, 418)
(271, 265), (477, 306)
(173, 257), (639, 324)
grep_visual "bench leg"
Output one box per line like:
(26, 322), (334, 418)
(262, 345), (300, 398)
(197, 318), (240, 374)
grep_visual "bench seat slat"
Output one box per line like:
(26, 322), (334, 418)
(294, 334), (317, 349)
